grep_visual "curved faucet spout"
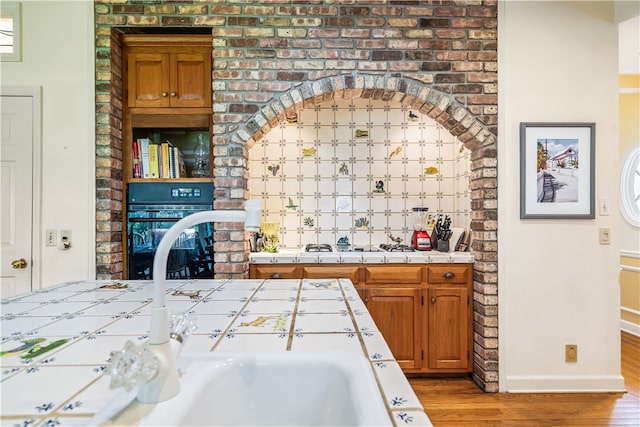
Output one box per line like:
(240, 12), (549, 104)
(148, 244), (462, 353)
(138, 200), (261, 403)
(150, 201), (262, 344)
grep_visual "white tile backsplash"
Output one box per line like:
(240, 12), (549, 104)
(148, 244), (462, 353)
(250, 98), (471, 249)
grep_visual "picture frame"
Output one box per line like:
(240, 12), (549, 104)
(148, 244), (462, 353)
(520, 122), (595, 219)
(0, 1), (21, 62)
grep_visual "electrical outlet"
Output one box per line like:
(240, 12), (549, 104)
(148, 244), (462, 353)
(565, 344), (578, 363)
(599, 228), (611, 245)
(46, 230), (57, 246)
(59, 229), (72, 250)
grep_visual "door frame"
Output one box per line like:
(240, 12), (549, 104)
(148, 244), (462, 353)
(1, 86), (43, 290)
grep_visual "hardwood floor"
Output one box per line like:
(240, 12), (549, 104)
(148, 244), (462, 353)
(410, 332), (640, 426)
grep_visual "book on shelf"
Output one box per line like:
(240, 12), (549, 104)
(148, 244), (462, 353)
(133, 137), (186, 180)
(178, 150), (187, 178)
(169, 146), (178, 179)
(138, 138), (151, 179)
(132, 140), (141, 178)
(147, 143), (160, 178)
(160, 141), (172, 179)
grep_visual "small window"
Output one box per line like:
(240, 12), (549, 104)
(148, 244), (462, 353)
(0, 2), (21, 62)
(620, 145), (640, 228)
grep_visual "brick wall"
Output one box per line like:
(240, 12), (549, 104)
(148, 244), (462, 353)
(94, 0), (498, 393)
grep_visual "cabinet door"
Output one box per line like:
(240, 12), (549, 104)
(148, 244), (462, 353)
(427, 287), (470, 370)
(170, 53), (212, 108)
(362, 287), (422, 370)
(128, 53), (170, 108)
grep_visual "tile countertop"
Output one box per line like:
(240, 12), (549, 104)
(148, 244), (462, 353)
(251, 248), (474, 264)
(0, 279), (431, 427)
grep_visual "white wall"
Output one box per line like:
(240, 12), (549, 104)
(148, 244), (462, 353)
(0, 1), (95, 287)
(498, 1), (624, 391)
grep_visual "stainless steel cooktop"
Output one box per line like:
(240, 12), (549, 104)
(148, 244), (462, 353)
(304, 244), (415, 253)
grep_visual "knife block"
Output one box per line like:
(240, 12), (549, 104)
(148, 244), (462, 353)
(436, 239), (450, 252)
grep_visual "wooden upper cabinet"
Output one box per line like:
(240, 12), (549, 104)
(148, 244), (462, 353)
(127, 53), (170, 108)
(123, 35), (212, 110)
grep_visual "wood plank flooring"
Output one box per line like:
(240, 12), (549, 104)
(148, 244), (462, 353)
(410, 332), (640, 426)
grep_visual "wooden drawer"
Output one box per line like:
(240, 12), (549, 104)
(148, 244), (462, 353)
(250, 264), (300, 279)
(302, 265), (361, 283)
(364, 266), (423, 285)
(427, 265), (470, 284)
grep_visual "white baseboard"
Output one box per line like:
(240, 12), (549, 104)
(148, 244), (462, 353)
(503, 374), (626, 393)
(621, 319), (640, 337)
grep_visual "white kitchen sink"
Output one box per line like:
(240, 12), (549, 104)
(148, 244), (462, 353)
(137, 351), (391, 426)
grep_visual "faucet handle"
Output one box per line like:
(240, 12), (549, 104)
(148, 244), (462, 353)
(169, 312), (197, 344)
(107, 340), (159, 391)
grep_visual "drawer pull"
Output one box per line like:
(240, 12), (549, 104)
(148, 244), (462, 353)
(443, 271), (455, 279)
(431, 297), (436, 303)
(270, 273), (282, 279)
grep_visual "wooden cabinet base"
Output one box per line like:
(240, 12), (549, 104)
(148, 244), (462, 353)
(250, 262), (473, 374)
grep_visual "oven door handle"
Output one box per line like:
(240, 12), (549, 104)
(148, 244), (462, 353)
(127, 218), (182, 223)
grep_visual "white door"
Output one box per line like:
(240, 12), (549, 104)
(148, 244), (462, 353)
(1, 94), (34, 298)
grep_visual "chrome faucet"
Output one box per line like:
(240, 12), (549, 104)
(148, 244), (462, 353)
(107, 200), (262, 403)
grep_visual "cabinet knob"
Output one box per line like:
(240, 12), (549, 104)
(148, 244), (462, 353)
(443, 271), (455, 279)
(170, 92), (177, 97)
(270, 273), (282, 279)
(162, 92), (168, 97)
(431, 297), (436, 303)
(364, 297), (369, 303)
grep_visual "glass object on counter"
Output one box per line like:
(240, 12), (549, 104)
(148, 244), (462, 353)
(410, 207), (432, 251)
(192, 134), (209, 177)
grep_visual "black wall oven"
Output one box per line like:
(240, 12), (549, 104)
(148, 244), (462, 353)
(126, 182), (215, 280)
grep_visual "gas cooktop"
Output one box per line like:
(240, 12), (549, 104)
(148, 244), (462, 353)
(378, 244), (415, 252)
(304, 244), (333, 252)
(303, 244), (415, 253)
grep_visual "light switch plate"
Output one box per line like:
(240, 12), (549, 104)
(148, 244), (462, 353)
(46, 230), (57, 247)
(599, 228), (610, 245)
(598, 197), (610, 216)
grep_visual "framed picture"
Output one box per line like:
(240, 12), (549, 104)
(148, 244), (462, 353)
(0, 1), (21, 62)
(520, 122), (595, 219)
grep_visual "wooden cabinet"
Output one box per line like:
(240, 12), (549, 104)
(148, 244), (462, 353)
(360, 265), (424, 369)
(360, 287), (422, 370)
(120, 34), (213, 279)
(120, 34), (214, 184)
(249, 261), (473, 374)
(364, 265), (423, 285)
(249, 264), (301, 280)
(302, 265), (361, 285)
(124, 35), (212, 110)
(427, 287), (469, 370)
(427, 265), (470, 284)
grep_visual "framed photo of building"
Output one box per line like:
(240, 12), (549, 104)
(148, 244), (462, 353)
(520, 122), (595, 219)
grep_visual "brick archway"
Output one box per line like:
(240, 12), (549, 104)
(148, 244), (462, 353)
(225, 74), (498, 392)
(232, 74), (495, 151)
